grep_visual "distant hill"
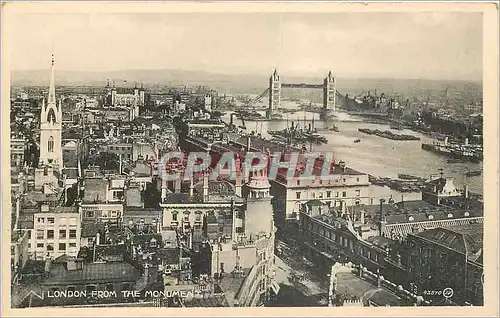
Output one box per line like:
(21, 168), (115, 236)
(11, 69), (482, 99)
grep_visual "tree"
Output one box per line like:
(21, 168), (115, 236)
(65, 183), (79, 206)
(91, 152), (120, 171)
(141, 182), (161, 208)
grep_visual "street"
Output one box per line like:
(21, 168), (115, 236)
(268, 240), (329, 306)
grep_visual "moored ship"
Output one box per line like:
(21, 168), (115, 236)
(421, 137), (482, 163)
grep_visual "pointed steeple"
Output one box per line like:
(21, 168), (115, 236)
(48, 54), (56, 105)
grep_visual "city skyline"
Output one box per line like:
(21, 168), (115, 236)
(7, 12), (482, 81)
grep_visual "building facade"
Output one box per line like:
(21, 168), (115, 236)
(29, 205), (81, 261)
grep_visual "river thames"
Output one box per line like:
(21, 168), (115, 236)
(224, 106), (483, 196)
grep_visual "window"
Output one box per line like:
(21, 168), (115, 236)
(47, 230), (54, 239)
(37, 217), (45, 224)
(48, 136), (54, 153)
(69, 218), (77, 226)
(342, 191), (346, 198)
(85, 211), (94, 218)
(195, 213), (202, 222)
(312, 192), (316, 199)
(355, 190), (361, 197)
(111, 210), (118, 217)
(47, 217), (55, 224)
(36, 243), (44, 248)
(59, 229), (67, 239)
(296, 192), (301, 199)
(297, 180), (301, 185)
(59, 243), (66, 251)
(47, 244), (54, 251)
(327, 191), (331, 198)
(69, 230), (77, 239)
(356, 178), (360, 182)
(336, 192), (339, 198)
(113, 191), (123, 200)
(102, 210), (109, 218)
(150, 238), (157, 248)
(36, 229), (44, 239)
(172, 212), (178, 222)
(69, 243), (77, 248)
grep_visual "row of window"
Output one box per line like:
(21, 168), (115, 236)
(296, 190), (361, 200)
(35, 242), (77, 250)
(84, 210), (120, 218)
(296, 177), (361, 186)
(171, 211), (203, 222)
(108, 146), (132, 151)
(37, 217), (78, 226)
(309, 226), (380, 263)
(36, 229), (77, 239)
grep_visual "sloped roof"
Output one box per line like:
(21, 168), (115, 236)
(43, 261), (140, 285)
(412, 223), (483, 261)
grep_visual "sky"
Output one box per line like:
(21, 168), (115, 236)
(7, 12), (483, 80)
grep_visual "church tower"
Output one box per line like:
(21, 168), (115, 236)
(244, 166), (274, 236)
(39, 55), (63, 171)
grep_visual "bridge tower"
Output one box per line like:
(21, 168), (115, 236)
(322, 71), (336, 119)
(267, 69), (281, 119)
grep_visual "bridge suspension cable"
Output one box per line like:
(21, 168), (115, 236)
(245, 88), (270, 108)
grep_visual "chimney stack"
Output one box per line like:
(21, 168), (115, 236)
(235, 157), (242, 197)
(203, 172), (209, 197)
(44, 257), (52, 274)
(189, 176), (194, 196)
(161, 178), (167, 200)
(174, 175), (182, 193)
(246, 136), (251, 152)
(379, 199), (386, 237)
(464, 184), (469, 199)
(144, 263), (150, 283)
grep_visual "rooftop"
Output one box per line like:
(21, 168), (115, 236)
(36, 206), (78, 214)
(350, 200), (483, 225)
(156, 248), (180, 263)
(62, 167), (78, 179)
(43, 261), (140, 285)
(193, 180), (235, 196)
(162, 193), (204, 205)
(412, 223), (483, 262)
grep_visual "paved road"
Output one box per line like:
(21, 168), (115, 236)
(269, 242), (329, 306)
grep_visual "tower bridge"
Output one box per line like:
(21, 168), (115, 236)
(245, 70), (342, 119)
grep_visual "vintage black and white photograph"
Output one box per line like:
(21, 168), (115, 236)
(3, 2), (497, 312)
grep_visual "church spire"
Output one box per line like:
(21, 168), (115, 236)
(48, 54), (56, 105)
